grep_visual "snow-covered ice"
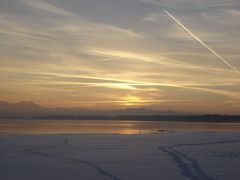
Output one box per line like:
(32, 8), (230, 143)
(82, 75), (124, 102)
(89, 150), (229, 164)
(0, 132), (239, 180)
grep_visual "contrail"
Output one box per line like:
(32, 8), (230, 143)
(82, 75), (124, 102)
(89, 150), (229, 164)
(163, 9), (240, 74)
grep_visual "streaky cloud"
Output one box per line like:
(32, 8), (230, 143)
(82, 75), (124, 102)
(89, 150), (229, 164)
(1, 68), (239, 99)
(22, 0), (74, 17)
(85, 47), (235, 74)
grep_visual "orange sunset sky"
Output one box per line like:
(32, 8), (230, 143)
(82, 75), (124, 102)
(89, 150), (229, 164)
(0, 0), (240, 114)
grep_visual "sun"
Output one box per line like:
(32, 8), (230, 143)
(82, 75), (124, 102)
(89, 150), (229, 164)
(124, 96), (142, 106)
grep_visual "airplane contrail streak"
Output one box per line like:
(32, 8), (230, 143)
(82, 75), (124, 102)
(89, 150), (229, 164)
(163, 9), (240, 74)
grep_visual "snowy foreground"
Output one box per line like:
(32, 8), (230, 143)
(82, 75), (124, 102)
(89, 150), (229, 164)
(0, 132), (240, 180)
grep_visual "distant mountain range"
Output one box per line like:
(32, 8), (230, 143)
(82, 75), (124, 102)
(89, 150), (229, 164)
(0, 101), (182, 119)
(1, 101), (240, 122)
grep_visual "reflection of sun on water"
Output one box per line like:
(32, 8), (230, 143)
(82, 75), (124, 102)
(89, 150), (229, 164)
(118, 129), (141, 134)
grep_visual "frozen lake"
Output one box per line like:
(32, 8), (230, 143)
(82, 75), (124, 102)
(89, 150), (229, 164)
(0, 120), (239, 180)
(1, 120), (240, 134)
(0, 132), (240, 180)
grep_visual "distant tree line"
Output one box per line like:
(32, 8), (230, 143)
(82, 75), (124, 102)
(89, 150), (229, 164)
(35, 115), (240, 122)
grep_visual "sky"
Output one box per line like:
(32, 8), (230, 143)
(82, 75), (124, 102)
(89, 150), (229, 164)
(0, 0), (240, 114)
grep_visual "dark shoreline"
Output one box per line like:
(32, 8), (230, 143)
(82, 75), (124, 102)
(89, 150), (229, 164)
(1, 115), (240, 123)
